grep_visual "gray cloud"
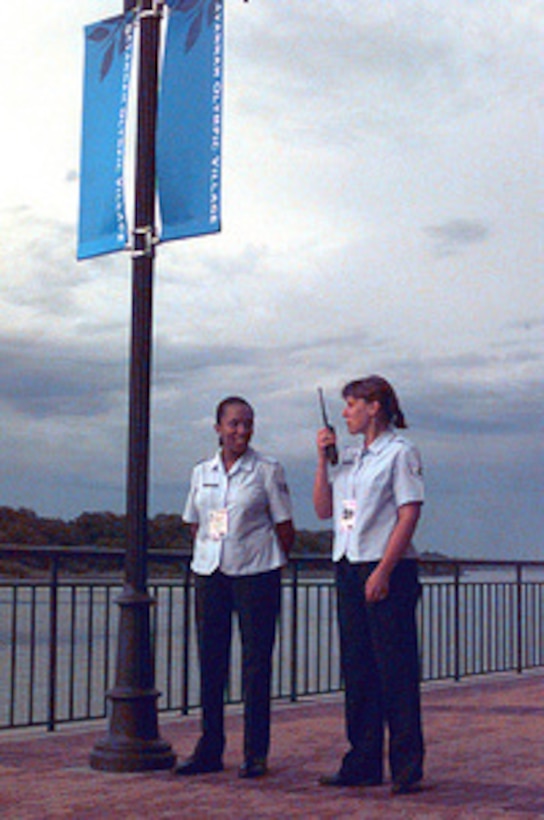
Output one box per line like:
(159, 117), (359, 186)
(412, 378), (544, 437)
(0, 334), (125, 419)
(423, 219), (490, 256)
(507, 316), (544, 334)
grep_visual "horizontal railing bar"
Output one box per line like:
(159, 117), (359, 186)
(1, 544), (544, 570)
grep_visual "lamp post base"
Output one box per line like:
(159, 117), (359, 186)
(90, 688), (176, 772)
(89, 587), (177, 772)
(90, 736), (176, 772)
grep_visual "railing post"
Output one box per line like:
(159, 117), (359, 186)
(47, 553), (59, 732)
(290, 561), (299, 703)
(516, 563), (523, 674)
(181, 562), (191, 715)
(454, 563), (461, 681)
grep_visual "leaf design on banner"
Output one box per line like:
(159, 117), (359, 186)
(89, 26), (110, 43)
(186, 9), (203, 52)
(88, 17), (131, 82)
(101, 42), (115, 80)
(206, 0), (217, 27)
(167, 0), (222, 53)
(176, 0), (201, 10)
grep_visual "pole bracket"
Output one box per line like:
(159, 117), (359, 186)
(137, 0), (165, 19)
(131, 226), (158, 259)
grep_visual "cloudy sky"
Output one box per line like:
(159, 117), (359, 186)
(0, 0), (542, 559)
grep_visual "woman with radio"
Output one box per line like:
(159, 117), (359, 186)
(313, 375), (425, 795)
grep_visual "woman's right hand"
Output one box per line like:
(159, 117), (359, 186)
(316, 427), (337, 461)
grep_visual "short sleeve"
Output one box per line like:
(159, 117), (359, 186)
(264, 461), (293, 524)
(393, 444), (424, 507)
(182, 466), (200, 524)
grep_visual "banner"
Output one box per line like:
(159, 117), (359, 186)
(77, 14), (135, 260)
(157, 1), (224, 242)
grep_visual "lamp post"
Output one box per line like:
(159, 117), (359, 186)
(90, 0), (175, 771)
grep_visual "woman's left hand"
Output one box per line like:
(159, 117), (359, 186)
(365, 566), (390, 603)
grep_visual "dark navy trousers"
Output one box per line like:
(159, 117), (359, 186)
(335, 558), (424, 785)
(194, 568), (281, 763)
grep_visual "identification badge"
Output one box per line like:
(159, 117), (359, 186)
(340, 499), (356, 532)
(209, 509), (228, 540)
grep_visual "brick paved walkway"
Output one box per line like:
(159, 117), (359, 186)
(1, 672), (543, 818)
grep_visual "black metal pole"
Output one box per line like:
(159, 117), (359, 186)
(90, 0), (175, 771)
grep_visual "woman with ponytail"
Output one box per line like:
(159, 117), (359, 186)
(313, 375), (425, 795)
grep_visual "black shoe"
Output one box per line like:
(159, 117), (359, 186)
(238, 758), (268, 779)
(391, 779), (423, 795)
(319, 771), (382, 787)
(173, 755), (223, 775)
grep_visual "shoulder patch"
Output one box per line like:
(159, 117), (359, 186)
(256, 452), (279, 466)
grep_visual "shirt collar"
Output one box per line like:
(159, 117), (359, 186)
(212, 447), (256, 475)
(362, 428), (396, 456)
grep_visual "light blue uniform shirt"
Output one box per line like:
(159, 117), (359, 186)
(331, 429), (424, 563)
(183, 447), (293, 576)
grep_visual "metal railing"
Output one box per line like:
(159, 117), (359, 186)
(1, 547), (543, 732)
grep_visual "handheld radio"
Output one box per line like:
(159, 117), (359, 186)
(317, 387), (338, 465)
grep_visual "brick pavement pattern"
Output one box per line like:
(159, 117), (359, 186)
(0, 673), (543, 819)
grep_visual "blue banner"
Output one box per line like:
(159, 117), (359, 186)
(157, 1), (224, 242)
(78, 14), (135, 260)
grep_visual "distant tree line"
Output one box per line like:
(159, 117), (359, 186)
(0, 506), (189, 551)
(0, 506), (333, 557)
